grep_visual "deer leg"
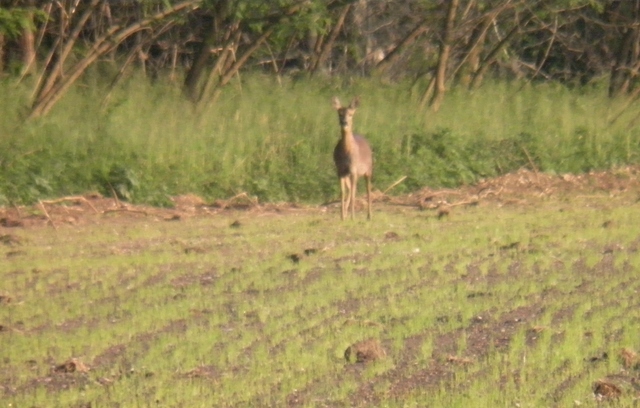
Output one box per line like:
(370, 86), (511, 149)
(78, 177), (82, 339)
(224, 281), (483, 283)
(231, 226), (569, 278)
(350, 173), (358, 219)
(340, 177), (348, 220)
(341, 177), (353, 221)
(366, 174), (372, 220)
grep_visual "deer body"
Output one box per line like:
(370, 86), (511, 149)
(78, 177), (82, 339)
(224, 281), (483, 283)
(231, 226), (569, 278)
(332, 97), (373, 220)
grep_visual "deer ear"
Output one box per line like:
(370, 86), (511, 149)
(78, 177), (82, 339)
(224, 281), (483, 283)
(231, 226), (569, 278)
(349, 97), (360, 109)
(332, 97), (342, 110)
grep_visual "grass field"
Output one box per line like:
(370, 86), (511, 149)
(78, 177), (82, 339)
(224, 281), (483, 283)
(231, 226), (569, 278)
(2, 75), (640, 206)
(2, 169), (640, 407)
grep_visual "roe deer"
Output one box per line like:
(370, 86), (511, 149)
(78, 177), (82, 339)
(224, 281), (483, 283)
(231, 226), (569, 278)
(332, 96), (373, 220)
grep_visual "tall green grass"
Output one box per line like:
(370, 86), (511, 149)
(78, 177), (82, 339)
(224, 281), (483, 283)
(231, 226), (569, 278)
(1, 73), (639, 206)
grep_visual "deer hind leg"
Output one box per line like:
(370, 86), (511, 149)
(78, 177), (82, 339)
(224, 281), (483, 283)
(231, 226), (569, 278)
(350, 173), (358, 219)
(366, 174), (372, 220)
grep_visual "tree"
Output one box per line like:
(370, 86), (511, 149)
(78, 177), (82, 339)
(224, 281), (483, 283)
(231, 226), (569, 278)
(605, 0), (640, 97)
(183, 0), (334, 106)
(27, 0), (198, 118)
(428, 0), (459, 112)
(0, 3), (45, 75)
(1, 0), (637, 119)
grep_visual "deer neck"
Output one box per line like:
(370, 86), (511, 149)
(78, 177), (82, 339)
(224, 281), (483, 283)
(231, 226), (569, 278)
(341, 127), (357, 154)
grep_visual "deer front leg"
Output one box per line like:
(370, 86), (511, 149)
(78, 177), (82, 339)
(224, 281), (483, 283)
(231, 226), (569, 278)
(340, 177), (349, 220)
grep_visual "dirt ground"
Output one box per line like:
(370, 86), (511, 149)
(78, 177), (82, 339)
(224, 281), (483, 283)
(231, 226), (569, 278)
(3, 167), (640, 405)
(2, 167), (640, 230)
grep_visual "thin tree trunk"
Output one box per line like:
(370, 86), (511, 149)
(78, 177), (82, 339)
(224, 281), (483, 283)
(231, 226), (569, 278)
(373, 19), (428, 76)
(607, 0), (640, 97)
(609, 27), (640, 97)
(428, 0), (459, 112)
(198, 29), (241, 103)
(469, 13), (530, 90)
(100, 40), (145, 110)
(36, 0), (101, 106)
(0, 33), (5, 74)
(419, 74), (436, 108)
(455, 15), (492, 87)
(516, 15), (557, 91)
(275, 32), (298, 75)
(170, 43), (178, 82)
(199, 29), (274, 111)
(184, 22), (221, 102)
(19, 10), (36, 77)
(184, 1), (232, 102)
(310, 4), (351, 75)
(218, 27), (274, 87)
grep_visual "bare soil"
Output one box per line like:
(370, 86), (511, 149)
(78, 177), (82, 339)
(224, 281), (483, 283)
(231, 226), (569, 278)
(2, 167), (639, 230)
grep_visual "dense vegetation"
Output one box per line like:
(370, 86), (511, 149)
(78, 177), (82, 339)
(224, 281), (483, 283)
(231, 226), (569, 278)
(1, 73), (639, 206)
(3, 0), (640, 116)
(1, 0), (640, 205)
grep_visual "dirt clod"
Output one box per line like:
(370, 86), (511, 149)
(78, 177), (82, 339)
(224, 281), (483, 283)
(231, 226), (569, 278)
(446, 355), (474, 365)
(384, 231), (399, 240)
(171, 194), (206, 209)
(620, 348), (640, 369)
(585, 352), (608, 363)
(184, 246), (206, 254)
(0, 234), (21, 246)
(344, 339), (386, 363)
(499, 241), (520, 251)
(0, 217), (23, 227)
(593, 380), (622, 398)
(437, 207), (450, 219)
(182, 365), (218, 379)
(54, 358), (89, 374)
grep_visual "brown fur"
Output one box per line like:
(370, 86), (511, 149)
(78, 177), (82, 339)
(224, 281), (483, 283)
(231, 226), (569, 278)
(332, 96), (373, 220)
